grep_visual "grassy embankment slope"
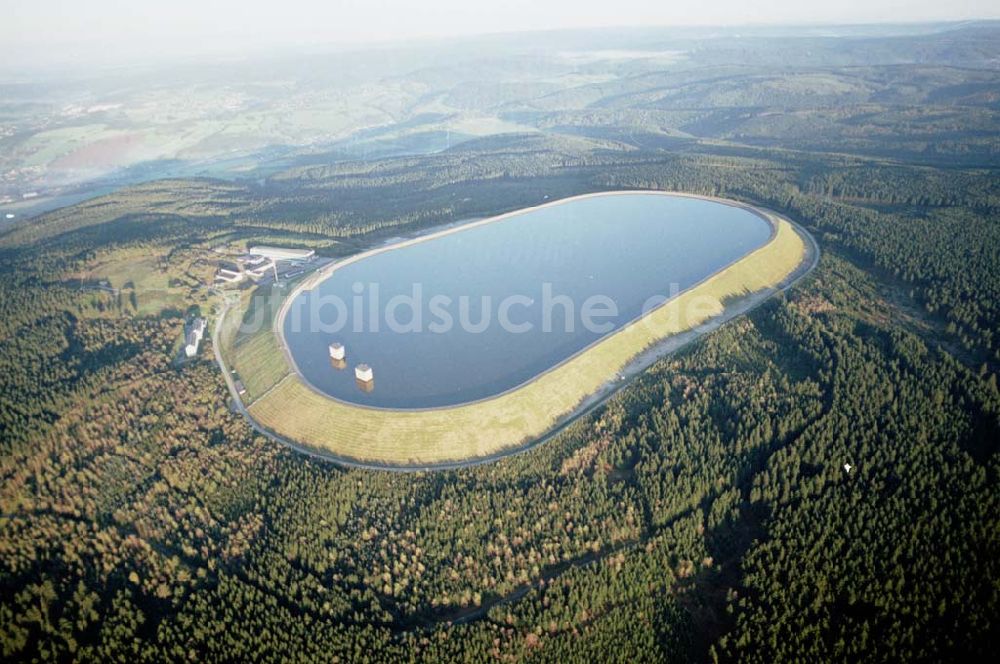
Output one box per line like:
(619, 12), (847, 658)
(217, 284), (295, 402)
(245, 215), (807, 466)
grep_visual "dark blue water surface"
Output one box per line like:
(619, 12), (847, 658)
(283, 194), (771, 408)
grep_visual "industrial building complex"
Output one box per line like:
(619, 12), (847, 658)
(214, 245), (316, 286)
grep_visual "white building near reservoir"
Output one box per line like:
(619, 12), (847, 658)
(329, 342), (345, 360)
(355, 364), (373, 382)
(184, 332), (199, 357)
(248, 246), (315, 261)
(215, 268), (244, 284)
(249, 246), (315, 281)
(244, 261), (275, 280)
(184, 318), (207, 358)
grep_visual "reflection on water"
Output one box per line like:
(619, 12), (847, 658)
(285, 194), (771, 408)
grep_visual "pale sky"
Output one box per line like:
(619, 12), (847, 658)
(2, 0), (997, 67)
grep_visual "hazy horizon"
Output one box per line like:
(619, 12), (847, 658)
(3, 0), (998, 71)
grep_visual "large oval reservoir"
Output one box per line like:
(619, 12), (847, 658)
(281, 193), (773, 409)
